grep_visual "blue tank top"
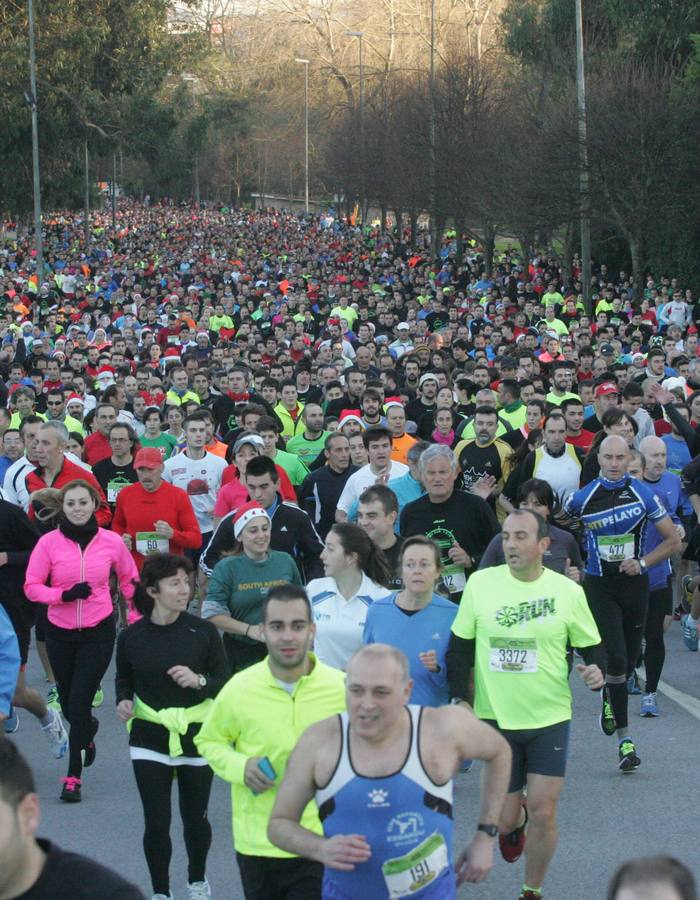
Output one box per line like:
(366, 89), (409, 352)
(316, 705), (455, 900)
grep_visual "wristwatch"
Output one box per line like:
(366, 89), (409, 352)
(638, 558), (647, 572)
(477, 823), (499, 837)
(197, 674), (207, 689)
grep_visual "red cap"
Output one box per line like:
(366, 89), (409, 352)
(134, 447), (164, 469)
(594, 382), (619, 398)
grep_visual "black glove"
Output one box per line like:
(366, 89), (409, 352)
(61, 582), (91, 603)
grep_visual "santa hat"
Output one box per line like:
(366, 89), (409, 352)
(65, 393), (85, 407)
(233, 501), (270, 540)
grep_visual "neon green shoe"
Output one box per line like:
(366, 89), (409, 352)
(46, 685), (61, 711)
(92, 684), (104, 708)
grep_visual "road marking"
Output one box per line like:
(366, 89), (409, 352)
(657, 679), (700, 721)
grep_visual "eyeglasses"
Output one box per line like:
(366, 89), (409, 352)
(46, 400), (63, 406)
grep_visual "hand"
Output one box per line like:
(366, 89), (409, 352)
(0, 552), (8, 567)
(153, 520), (174, 539)
(244, 756), (276, 794)
(116, 699), (134, 722)
(374, 470), (390, 485)
(564, 557), (581, 583)
(246, 623), (265, 642)
(619, 558), (642, 576)
(419, 650), (440, 672)
(648, 383), (675, 405)
(455, 832), (494, 885)
(319, 834), (372, 872)
(122, 533), (133, 550)
(167, 665), (200, 689)
(675, 523), (686, 541)
(470, 474), (496, 500)
(448, 543), (472, 569)
(61, 581), (91, 602)
(575, 663), (605, 689)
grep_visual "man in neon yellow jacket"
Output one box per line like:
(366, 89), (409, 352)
(195, 584), (345, 899)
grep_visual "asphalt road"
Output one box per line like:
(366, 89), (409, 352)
(8, 621), (699, 900)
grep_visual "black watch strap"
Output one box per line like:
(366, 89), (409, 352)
(477, 823), (499, 837)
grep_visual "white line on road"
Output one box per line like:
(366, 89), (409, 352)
(657, 678), (700, 721)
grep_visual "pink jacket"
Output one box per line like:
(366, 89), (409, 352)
(24, 528), (138, 631)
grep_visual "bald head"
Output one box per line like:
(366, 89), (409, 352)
(598, 434), (630, 482)
(639, 435), (667, 480)
(346, 643), (409, 684)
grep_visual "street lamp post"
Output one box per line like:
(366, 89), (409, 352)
(27, 0), (43, 279)
(575, 0), (592, 315)
(295, 58), (310, 214)
(345, 31), (364, 221)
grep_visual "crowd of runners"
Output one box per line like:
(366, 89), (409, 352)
(0, 201), (698, 900)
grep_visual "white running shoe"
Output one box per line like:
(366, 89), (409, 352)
(151, 894), (173, 900)
(42, 709), (68, 759)
(188, 879), (211, 899)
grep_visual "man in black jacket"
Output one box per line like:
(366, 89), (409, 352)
(0, 739), (144, 899)
(298, 432), (358, 539)
(200, 455), (324, 581)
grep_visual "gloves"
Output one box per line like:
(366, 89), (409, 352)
(61, 582), (91, 603)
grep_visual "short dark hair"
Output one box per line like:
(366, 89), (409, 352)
(18, 414), (44, 433)
(358, 483), (399, 516)
(256, 415), (281, 434)
(516, 478), (555, 513)
(607, 856), (697, 900)
(474, 405), (498, 419)
(132, 553), (193, 617)
(245, 454), (279, 481)
(262, 584), (311, 623)
(362, 426), (393, 450)
(499, 379), (520, 400)
(560, 397), (584, 412)
(398, 535), (442, 573)
(0, 738), (36, 809)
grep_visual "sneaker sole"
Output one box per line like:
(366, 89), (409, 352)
(619, 757), (641, 773)
(599, 714), (617, 736)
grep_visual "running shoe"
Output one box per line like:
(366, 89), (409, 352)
(673, 603), (684, 621)
(500, 805), (528, 863)
(46, 684), (61, 711)
(151, 895), (173, 900)
(599, 687), (616, 736)
(42, 709), (68, 759)
(92, 684), (104, 708)
(518, 891), (542, 899)
(3, 706), (18, 734)
(681, 615), (699, 652)
(618, 739), (641, 773)
(626, 671), (642, 695)
(640, 693), (660, 717)
(188, 880), (211, 900)
(60, 776), (82, 803)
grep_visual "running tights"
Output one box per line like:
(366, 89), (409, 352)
(585, 574), (648, 730)
(132, 760), (213, 895)
(46, 636), (113, 778)
(643, 585), (672, 694)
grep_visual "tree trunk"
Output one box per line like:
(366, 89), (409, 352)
(410, 209), (418, 247)
(380, 205), (387, 232)
(562, 218), (575, 290)
(629, 234), (644, 300)
(395, 208), (403, 238)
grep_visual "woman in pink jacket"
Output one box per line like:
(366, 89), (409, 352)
(25, 479), (138, 803)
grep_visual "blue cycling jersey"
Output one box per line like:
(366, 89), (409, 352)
(564, 475), (668, 577)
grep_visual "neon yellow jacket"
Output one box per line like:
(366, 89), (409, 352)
(195, 653), (345, 857)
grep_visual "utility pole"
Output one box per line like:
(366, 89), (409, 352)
(84, 139), (90, 249)
(430, 0), (438, 258)
(575, 0), (592, 315)
(112, 150), (117, 230)
(295, 59), (310, 214)
(27, 0), (43, 278)
(346, 32), (364, 222)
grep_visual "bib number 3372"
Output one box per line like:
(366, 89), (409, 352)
(489, 637), (538, 673)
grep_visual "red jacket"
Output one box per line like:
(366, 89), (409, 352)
(112, 480), (201, 569)
(25, 458), (112, 527)
(83, 431), (112, 467)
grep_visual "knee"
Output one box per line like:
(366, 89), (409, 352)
(527, 798), (558, 830)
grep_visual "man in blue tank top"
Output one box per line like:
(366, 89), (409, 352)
(268, 643), (512, 899)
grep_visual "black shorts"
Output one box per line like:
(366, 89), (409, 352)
(483, 719), (570, 793)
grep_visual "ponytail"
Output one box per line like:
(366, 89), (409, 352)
(330, 523), (393, 589)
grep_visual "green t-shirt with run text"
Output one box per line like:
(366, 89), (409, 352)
(452, 565), (600, 729)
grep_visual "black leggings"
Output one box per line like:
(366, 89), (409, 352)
(644, 584), (672, 694)
(585, 574), (648, 730)
(133, 760), (213, 895)
(46, 634), (114, 778)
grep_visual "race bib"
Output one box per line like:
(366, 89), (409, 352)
(597, 534), (634, 563)
(489, 637), (538, 673)
(135, 532), (169, 555)
(441, 565), (465, 595)
(382, 832), (449, 898)
(107, 481), (128, 503)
